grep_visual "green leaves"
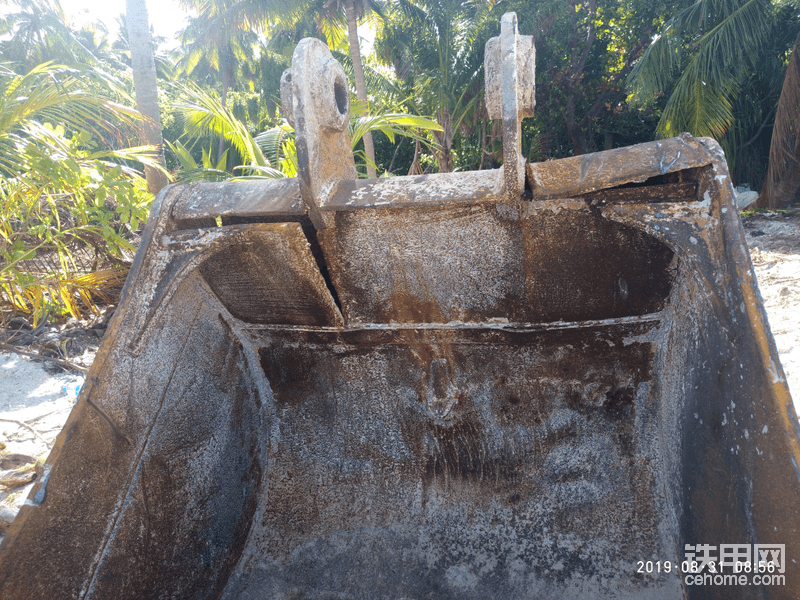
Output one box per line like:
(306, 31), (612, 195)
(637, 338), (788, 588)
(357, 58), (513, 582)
(165, 139), (234, 182)
(250, 109), (442, 178)
(628, 0), (773, 140)
(173, 81), (268, 167)
(349, 110), (443, 174)
(0, 63), (143, 177)
(254, 124), (298, 177)
(168, 76), (443, 180)
(349, 112), (443, 147)
(373, 0), (496, 170)
(0, 62), (156, 323)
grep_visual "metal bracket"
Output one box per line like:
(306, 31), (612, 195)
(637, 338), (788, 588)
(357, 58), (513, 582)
(485, 12), (535, 201)
(281, 38), (357, 229)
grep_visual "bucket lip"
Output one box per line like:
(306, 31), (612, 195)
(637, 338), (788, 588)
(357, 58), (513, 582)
(527, 133), (712, 200)
(323, 168), (505, 211)
(165, 134), (715, 227)
(170, 177), (304, 223)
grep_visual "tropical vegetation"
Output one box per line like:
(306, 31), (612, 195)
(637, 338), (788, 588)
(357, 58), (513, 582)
(0, 63), (161, 325)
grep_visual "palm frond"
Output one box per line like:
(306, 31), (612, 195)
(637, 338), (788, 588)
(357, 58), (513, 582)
(171, 167), (233, 182)
(172, 81), (268, 167)
(0, 63), (143, 177)
(0, 60), (154, 323)
(349, 112), (442, 147)
(629, 0), (772, 140)
(254, 123), (293, 166)
(660, 67), (740, 139)
(232, 164), (287, 178)
(2, 267), (128, 322)
(255, 124), (297, 176)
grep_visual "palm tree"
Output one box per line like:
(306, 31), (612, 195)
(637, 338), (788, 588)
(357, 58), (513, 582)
(169, 81), (441, 179)
(332, 0), (381, 177)
(758, 35), (800, 208)
(377, 0), (493, 172)
(113, 15), (180, 81)
(0, 0), (99, 70)
(175, 0), (389, 175)
(171, 81), (272, 176)
(628, 0), (800, 206)
(627, 0), (773, 145)
(177, 0), (262, 162)
(0, 64), (152, 176)
(126, 0), (169, 193)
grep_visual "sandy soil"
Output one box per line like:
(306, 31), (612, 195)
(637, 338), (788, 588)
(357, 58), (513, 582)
(742, 211), (800, 405)
(0, 354), (84, 534)
(0, 211), (798, 539)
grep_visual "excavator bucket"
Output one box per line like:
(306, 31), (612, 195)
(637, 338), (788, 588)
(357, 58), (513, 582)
(1, 13), (799, 600)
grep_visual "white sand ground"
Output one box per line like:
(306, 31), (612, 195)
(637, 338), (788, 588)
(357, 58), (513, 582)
(745, 216), (800, 411)
(0, 213), (798, 539)
(0, 355), (83, 532)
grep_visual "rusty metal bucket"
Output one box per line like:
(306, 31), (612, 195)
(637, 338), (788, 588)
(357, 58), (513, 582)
(2, 14), (799, 600)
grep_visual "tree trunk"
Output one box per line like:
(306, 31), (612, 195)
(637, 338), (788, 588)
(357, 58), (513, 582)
(758, 41), (800, 208)
(217, 48), (236, 164)
(561, 0), (610, 157)
(566, 119), (588, 156)
(217, 82), (227, 163)
(564, 82), (589, 155)
(126, 0), (168, 195)
(432, 108), (454, 172)
(344, 0), (377, 178)
(408, 139), (423, 175)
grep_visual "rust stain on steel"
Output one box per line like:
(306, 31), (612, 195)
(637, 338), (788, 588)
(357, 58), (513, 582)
(527, 133), (711, 200)
(320, 202), (674, 325)
(245, 322), (672, 596)
(579, 180), (698, 205)
(319, 203), (522, 324)
(0, 276), (265, 600)
(3, 131), (798, 599)
(198, 223), (343, 327)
